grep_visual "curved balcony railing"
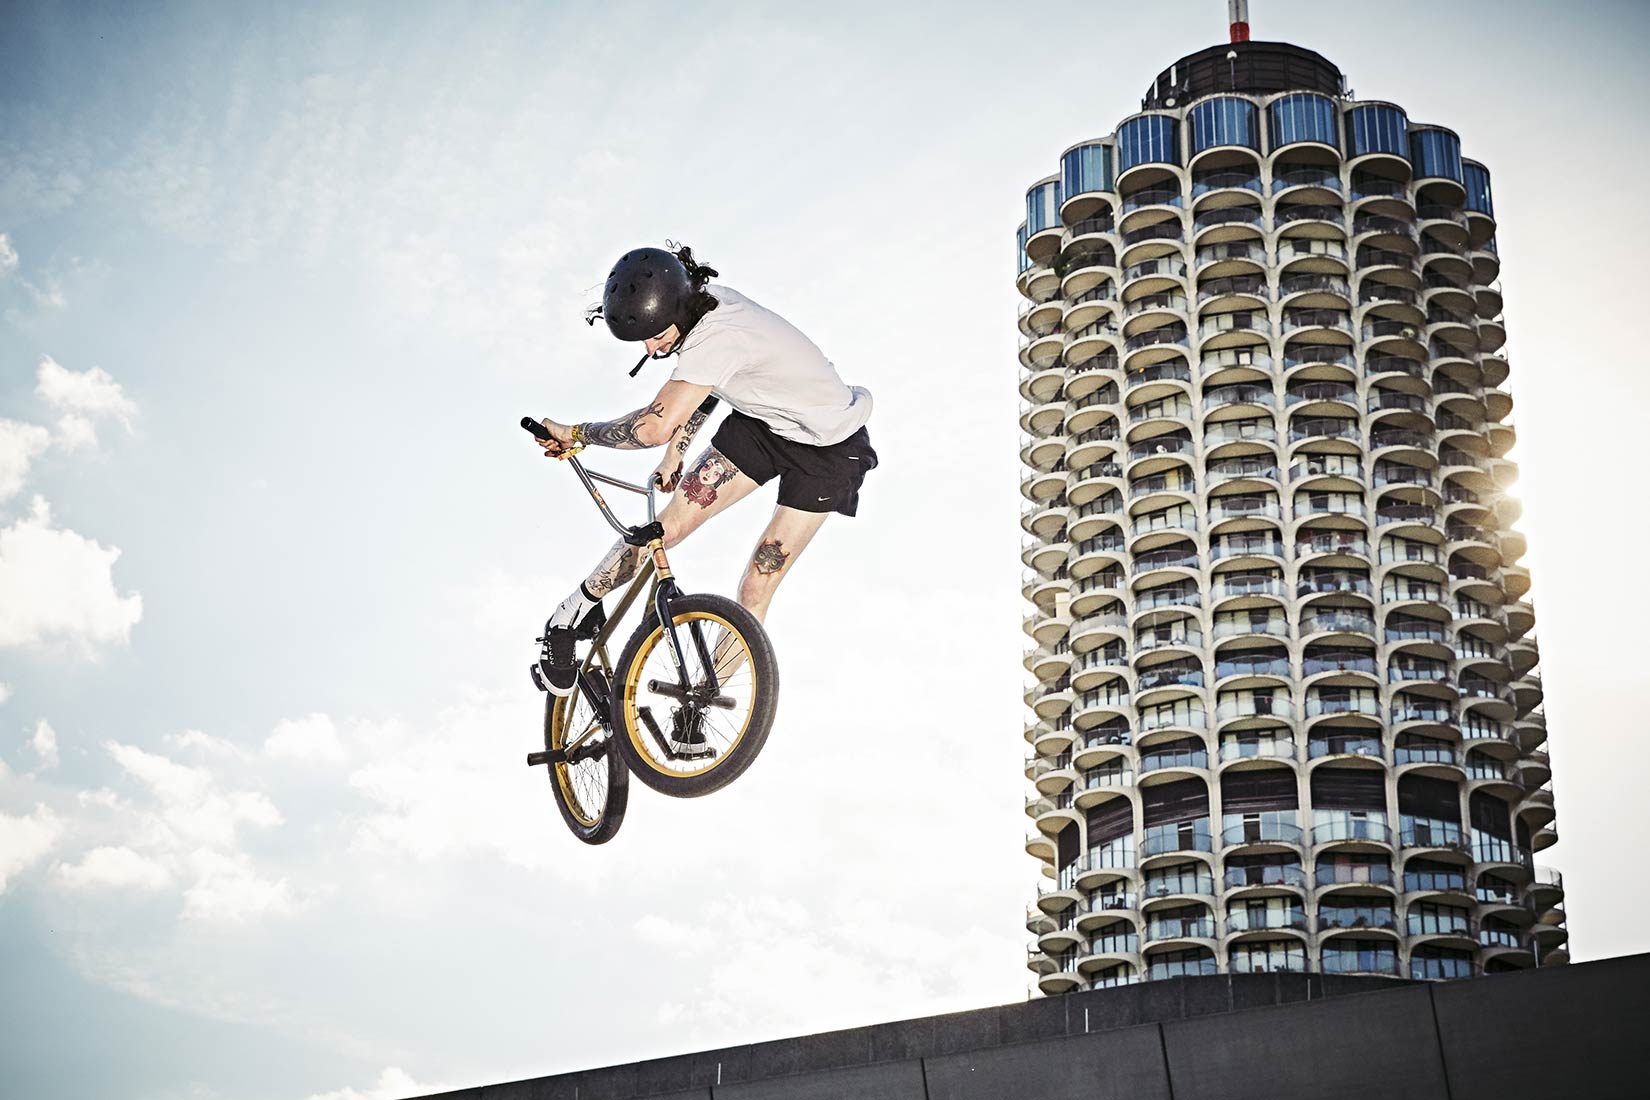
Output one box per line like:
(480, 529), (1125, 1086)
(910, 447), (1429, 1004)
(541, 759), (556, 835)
(1273, 168), (1343, 193)
(1218, 737), (1297, 764)
(1197, 274), (1269, 304)
(1122, 187), (1184, 212)
(1225, 906), (1307, 933)
(1123, 222), (1188, 247)
(1300, 652), (1377, 677)
(1203, 422), (1279, 448)
(1192, 171), (1263, 197)
(1308, 733), (1383, 759)
(1320, 945), (1401, 975)
(1141, 823), (1214, 856)
(1316, 862), (1395, 888)
(1311, 818), (1392, 845)
(1140, 745), (1209, 772)
(1194, 206), (1265, 232)
(1214, 655), (1291, 680)
(1203, 384), (1277, 411)
(1208, 458), (1280, 486)
(1221, 821), (1304, 848)
(1316, 906), (1398, 933)
(1146, 915), (1217, 941)
(1275, 204), (1346, 229)
(1364, 355), (1426, 379)
(1300, 611), (1377, 636)
(1352, 215), (1418, 240)
(1400, 819), (1465, 849)
(1227, 864), (1310, 895)
(1125, 325), (1190, 353)
(1279, 273), (1350, 299)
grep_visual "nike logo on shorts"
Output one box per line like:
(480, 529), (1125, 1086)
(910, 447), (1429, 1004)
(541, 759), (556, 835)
(817, 495), (832, 502)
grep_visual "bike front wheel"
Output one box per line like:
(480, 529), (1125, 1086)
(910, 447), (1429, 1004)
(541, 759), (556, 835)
(612, 593), (778, 798)
(545, 670), (629, 844)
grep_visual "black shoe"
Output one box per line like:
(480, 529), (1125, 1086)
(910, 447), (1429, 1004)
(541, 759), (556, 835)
(668, 706), (714, 759)
(537, 626), (578, 697)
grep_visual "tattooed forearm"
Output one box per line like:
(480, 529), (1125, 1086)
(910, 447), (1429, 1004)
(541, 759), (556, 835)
(585, 541), (643, 598)
(751, 539), (789, 576)
(577, 402), (666, 449)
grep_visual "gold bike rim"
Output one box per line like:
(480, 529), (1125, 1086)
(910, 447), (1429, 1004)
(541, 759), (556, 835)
(622, 610), (758, 779)
(551, 693), (605, 828)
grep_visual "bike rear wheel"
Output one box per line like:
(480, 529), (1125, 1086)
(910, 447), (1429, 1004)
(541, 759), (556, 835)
(612, 593), (778, 798)
(545, 670), (628, 843)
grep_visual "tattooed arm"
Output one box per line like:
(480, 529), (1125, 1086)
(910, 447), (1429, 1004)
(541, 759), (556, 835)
(653, 396), (721, 491)
(538, 380), (713, 454)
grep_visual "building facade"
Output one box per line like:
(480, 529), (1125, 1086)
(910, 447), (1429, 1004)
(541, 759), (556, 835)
(1017, 40), (1567, 993)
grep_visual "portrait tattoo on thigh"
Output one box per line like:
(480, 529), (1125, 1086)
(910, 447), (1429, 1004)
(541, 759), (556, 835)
(752, 538), (789, 576)
(682, 447), (739, 508)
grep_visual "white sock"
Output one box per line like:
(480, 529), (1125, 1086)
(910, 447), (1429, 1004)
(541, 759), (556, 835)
(549, 583), (599, 629)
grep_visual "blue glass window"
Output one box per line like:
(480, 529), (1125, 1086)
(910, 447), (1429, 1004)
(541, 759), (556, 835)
(1017, 223), (1030, 274)
(1463, 162), (1494, 216)
(1346, 104), (1408, 158)
(1117, 115), (1180, 171)
(1062, 143), (1114, 199)
(1189, 97), (1259, 154)
(1410, 128), (1464, 183)
(1026, 180), (1062, 235)
(1268, 93), (1338, 150)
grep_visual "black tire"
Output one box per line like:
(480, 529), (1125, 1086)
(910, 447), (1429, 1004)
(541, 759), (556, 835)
(545, 671), (628, 844)
(612, 593), (778, 798)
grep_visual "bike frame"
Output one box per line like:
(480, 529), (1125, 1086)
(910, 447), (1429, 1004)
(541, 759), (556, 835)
(557, 451), (724, 733)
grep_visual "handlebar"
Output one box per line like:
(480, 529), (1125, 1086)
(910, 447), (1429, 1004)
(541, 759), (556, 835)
(521, 416), (655, 538)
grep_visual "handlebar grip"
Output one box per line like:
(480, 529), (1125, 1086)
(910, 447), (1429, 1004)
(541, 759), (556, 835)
(521, 417), (552, 441)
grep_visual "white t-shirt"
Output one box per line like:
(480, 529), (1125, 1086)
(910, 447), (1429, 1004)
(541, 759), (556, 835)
(669, 284), (872, 446)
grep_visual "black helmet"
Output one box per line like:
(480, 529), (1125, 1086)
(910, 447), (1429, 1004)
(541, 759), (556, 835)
(600, 247), (693, 342)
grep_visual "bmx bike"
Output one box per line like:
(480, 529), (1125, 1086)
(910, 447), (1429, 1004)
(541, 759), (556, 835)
(520, 416), (779, 844)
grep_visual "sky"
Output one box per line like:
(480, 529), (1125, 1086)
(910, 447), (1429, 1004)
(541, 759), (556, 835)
(2, 1), (1649, 1098)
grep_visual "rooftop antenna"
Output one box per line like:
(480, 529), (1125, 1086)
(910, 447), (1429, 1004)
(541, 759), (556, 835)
(1229, 0), (1251, 42)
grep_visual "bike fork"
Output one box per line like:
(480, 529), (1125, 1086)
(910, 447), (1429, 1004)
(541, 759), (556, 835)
(646, 540), (721, 696)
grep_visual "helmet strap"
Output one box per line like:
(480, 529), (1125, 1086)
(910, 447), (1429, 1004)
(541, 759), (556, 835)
(627, 309), (704, 379)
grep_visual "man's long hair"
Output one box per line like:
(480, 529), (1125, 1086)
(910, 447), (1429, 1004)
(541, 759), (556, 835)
(667, 240), (720, 325)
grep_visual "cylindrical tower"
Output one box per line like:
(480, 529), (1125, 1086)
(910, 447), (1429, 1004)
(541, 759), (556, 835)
(1018, 40), (1566, 994)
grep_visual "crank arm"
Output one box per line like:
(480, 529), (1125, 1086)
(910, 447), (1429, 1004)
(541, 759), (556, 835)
(645, 679), (736, 709)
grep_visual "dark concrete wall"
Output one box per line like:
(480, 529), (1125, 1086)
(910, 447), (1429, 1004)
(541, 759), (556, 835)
(414, 955), (1648, 1100)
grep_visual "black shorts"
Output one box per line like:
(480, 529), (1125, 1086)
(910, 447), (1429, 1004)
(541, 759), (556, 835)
(710, 410), (877, 516)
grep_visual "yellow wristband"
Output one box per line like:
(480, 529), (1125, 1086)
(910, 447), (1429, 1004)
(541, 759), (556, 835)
(570, 423), (585, 445)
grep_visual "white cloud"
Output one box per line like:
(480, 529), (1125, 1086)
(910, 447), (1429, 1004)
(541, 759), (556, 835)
(56, 845), (171, 891)
(181, 849), (297, 922)
(307, 1067), (435, 1100)
(165, 729), (241, 756)
(0, 418), (51, 502)
(30, 719), (59, 769)
(264, 713), (348, 764)
(0, 804), (62, 892)
(34, 357), (138, 449)
(0, 497), (143, 656)
(108, 741), (282, 849)
(0, 682), (10, 704)
(0, 232), (16, 275)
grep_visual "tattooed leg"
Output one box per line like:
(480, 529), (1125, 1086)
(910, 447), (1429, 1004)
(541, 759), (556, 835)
(679, 445), (741, 509)
(710, 506), (831, 677)
(583, 540), (643, 599)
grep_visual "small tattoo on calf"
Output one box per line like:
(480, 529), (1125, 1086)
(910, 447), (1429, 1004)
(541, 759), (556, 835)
(751, 539), (789, 576)
(682, 447), (739, 508)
